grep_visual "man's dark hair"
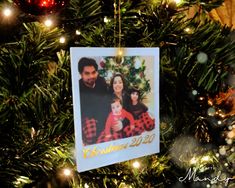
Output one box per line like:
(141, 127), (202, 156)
(78, 57), (98, 74)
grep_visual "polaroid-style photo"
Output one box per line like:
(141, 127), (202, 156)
(70, 47), (160, 172)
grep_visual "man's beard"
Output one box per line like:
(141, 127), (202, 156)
(85, 79), (96, 87)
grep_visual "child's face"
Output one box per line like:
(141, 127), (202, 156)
(131, 92), (139, 102)
(111, 101), (122, 115)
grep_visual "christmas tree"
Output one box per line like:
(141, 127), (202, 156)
(0, 0), (234, 187)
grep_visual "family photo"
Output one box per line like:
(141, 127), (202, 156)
(78, 56), (155, 145)
(70, 47), (159, 171)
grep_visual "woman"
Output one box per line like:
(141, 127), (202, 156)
(96, 74), (132, 142)
(109, 73), (130, 110)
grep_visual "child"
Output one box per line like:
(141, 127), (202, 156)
(128, 88), (148, 119)
(104, 97), (135, 137)
(128, 88), (155, 133)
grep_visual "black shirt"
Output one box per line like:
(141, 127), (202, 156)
(127, 102), (148, 119)
(79, 76), (110, 136)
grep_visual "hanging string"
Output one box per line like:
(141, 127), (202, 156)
(114, 2), (117, 47)
(114, 0), (122, 49)
(118, 0), (121, 49)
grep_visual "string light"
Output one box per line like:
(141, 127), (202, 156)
(104, 16), (111, 23)
(63, 168), (72, 177)
(118, 49), (123, 56)
(185, 27), (191, 33)
(59, 36), (66, 43)
(44, 18), (53, 27)
(76, 30), (81, 35)
(174, 0), (182, 5)
(201, 155), (210, 162)
(192, 90), (198, 95)
(3, 8), (12, 17)
(189, 157), (198, 165)
(84, 183), (89, 188)
(132, 161), (140, 168)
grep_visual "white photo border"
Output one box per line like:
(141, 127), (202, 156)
(70, 47), (160, 172)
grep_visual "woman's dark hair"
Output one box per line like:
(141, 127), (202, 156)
(78, 57), (98, 74)
(109, 73), (127, 93)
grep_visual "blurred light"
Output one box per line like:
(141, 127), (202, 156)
(104, 16), (110, 23)
(174, 0), (182, 4)
(44, 19), (53, 27)
(208, 99), (213, 106)
(226, 139), (233, 145)
(185, 27), (191, 33)
(59, 36), (66, 43)
(217, 120), (222, 125)
(132, 161), (140, 168)
(3, 8), (12, 17)
(207, 107), (216, 116)
(118, 49), (123, 56)
(63, 168), (72, 176)
(190, 157), (198, 165)
(84, 183), (89, 188)
(192, 90), (198, 95)
(219, 147), (226, 155)
(201, 155), (210, 162)
(76, 30), (81, 35)
(224, 163), (228, 167)
(227, 130), (235, 138)
(197, 52), (208, 64)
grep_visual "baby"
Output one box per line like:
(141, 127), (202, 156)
(104, 97), (135, 137)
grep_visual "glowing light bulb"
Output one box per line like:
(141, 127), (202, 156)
(132, 161), (140, 168)
(76, 30), (81, 35)
(104, 16), (110, 23)
(185, 28), (191, 33)
(44, 19), (53, 27)
(192, 90), (198, 95)
(174, 0), (182, 4)
(201, 155), (210, 162)
(190, 157), (197, 165)
(63, 168), (72, 176)
(84, 183), (89, 188)
(59, 36), (66, 43)
(3, 8), (12, 17)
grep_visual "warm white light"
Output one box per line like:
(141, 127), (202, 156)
(201, 155), (210, 162)
(174, 0), (182, 4)
(185, 28), (191, 33)
(59, 36), (66, 43)
(44, 19), (53, 27)
(104, 16), (110, 23)
(3, 8), (12, 17)
(189, 157), (197, 165)
(118, 49), (123, 56)
(217, 120), (222, 125)
(63, 168), (72, 176)
(76, 30), (81, 35)
(84, 183), (89, 188)
(132, 161), (140, 168)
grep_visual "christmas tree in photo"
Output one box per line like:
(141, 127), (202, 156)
(0, 0), (234, 187)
